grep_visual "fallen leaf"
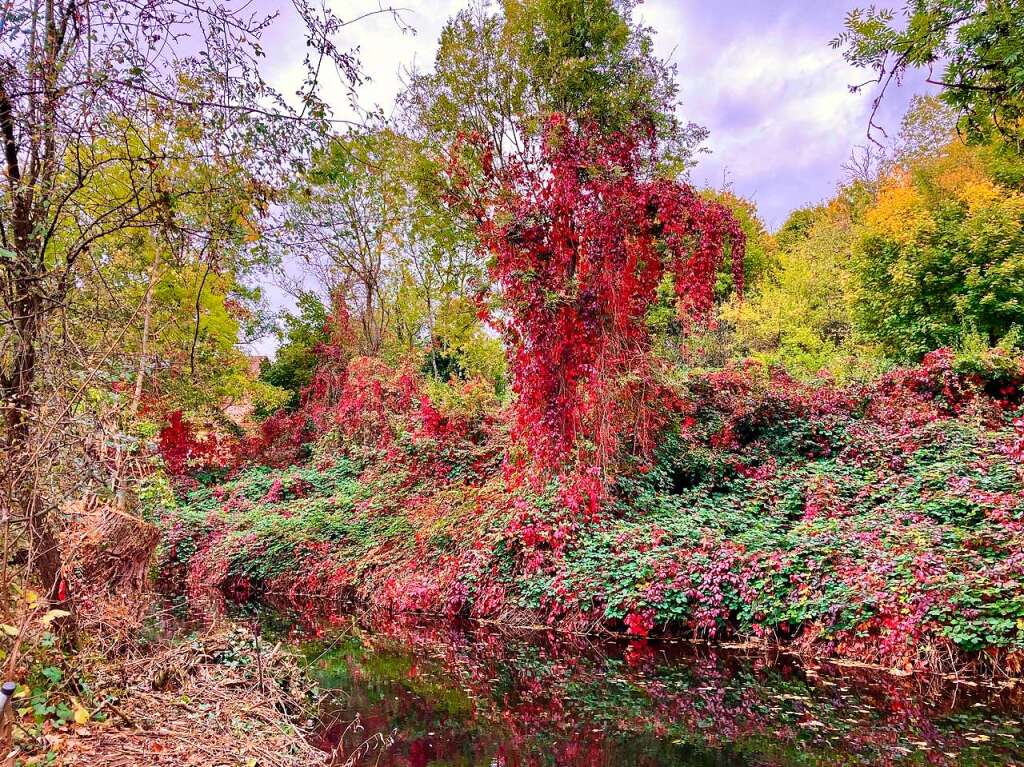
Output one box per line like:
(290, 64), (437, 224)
(42, 609), (71, 627)
(72, 698), (90, 725)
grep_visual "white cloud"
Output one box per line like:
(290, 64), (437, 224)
(637, 0), (929, 226)
(249, 0), (931, 352)
(259, 0), (926, 225)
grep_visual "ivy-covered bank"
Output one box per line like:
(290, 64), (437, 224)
(156, 350), (1024, 675)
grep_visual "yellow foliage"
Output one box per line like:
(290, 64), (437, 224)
(931, 144), (1001, 211)
(958, 177), (1002, 211)
(722, 214), (882, 381)
(864, 172), (929, 244)
(862, 136), (1023, 251)
(853, 130), (1024, 357)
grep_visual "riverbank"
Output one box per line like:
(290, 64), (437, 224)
(22, 620), (325, 767)
(156, 352), (1024, 677)
(32, 605), (1024, 767)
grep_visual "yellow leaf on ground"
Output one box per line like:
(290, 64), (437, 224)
(41, 609), (71, 627)
(72, 699), (90, 725)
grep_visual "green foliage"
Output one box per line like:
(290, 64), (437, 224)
(164, 350), (1024, 670)
(835, 0), (1024, 147)
(576, 383), (1024, 655)
(952, 324), (1024, 386)
(775, 206), (826, 252)
(137, 470), (178, 524)
(853, 140), (1024, 359)
(53, 117), (289, 438)
(260, 292), (330, 411)
(274, 126), (499, 397)
(508, 0), (690, 151)
(403, 0), (705, 167)
(428, 297), (507, 389)
(723, 211), (884, 381)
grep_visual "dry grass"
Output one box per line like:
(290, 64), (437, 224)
(5, 498), (337, 766)
(41, 624), (328, 767)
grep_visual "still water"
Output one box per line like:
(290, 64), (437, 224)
(251, 611), (1023, 767)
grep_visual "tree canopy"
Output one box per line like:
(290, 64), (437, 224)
(835, 0), (1024, 148)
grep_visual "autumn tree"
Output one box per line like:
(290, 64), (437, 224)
(853, 138), (1024, 357)
(259, 292), (331, 411)
(0, 0), (384, 623)
(274, 131), (414, 356)
(459, 116), (744, 478)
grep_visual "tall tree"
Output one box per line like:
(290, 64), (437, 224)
(401, 0), (705, 169)
(274, 130), (412, 356)
(0, 0), (375, 623)
(458, 116), (744, 478)
(272, 127), (490, 377)
(852, 137), (1024, 357)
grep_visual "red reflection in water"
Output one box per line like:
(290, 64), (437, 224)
(251, 610), (1024, 767)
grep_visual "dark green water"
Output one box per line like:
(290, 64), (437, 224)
(250, 610), (1023, 767)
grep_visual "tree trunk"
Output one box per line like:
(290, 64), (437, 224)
(131, 250), (160, 416)
(4, 277), (76, 638)
(114, 250), (160, 512)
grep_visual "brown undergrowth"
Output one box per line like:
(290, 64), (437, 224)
(8, 499), (338, 767)
(45, 624), (326, 767)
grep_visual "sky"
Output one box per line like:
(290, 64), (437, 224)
(256, 0), (930, 228)
(248, 0), (930, 353)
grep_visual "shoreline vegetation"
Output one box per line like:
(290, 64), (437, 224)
(3, 0), (1024, 764)
(157, 348), (1024, 681)
(25, 604), (1024, 766)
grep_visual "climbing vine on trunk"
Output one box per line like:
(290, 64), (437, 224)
(455, 116), (745, 483)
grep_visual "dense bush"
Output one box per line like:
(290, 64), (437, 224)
(157, 350), (1024, 673)
(722, 211), (883, 381)
(853, 141), (1024, 358)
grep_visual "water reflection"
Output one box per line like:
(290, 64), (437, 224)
(254, 611), (1023, 767)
